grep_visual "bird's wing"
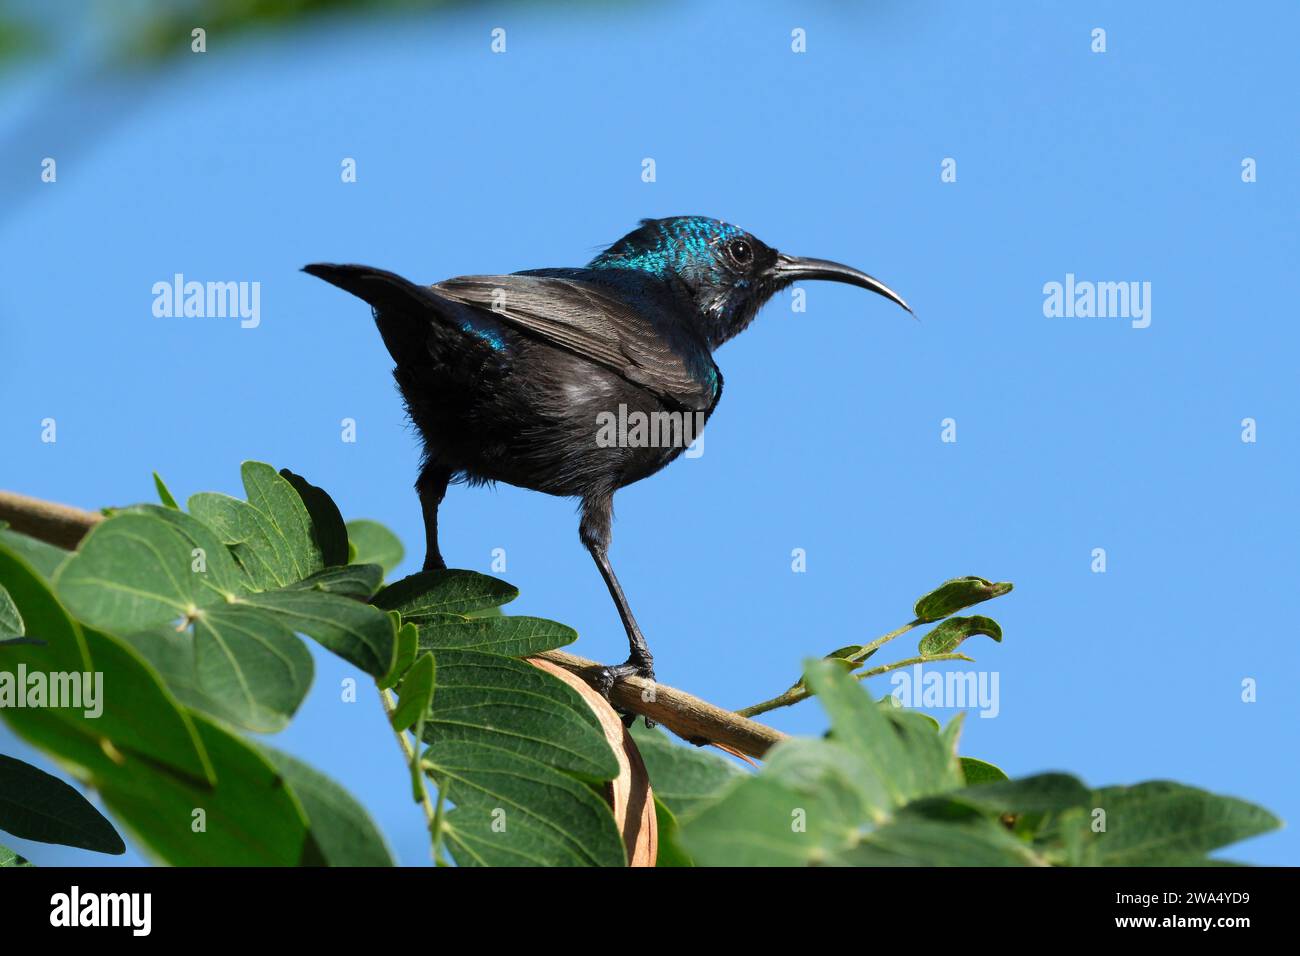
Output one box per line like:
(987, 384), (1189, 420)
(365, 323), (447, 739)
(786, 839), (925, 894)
(434, 273), (718, 411)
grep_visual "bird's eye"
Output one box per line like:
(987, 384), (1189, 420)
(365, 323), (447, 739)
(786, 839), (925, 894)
(725, 238), (754, 266)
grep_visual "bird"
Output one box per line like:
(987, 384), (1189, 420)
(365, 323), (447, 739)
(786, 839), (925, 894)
(304, 216), (911, 719)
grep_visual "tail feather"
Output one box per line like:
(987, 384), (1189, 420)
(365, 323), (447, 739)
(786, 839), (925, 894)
(303, 263), (473, 367)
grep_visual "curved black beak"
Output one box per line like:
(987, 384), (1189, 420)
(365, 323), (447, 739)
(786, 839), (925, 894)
(771, 252), (913, 316)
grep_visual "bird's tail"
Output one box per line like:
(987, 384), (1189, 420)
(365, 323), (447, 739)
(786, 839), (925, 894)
(303, 263), (460, 367)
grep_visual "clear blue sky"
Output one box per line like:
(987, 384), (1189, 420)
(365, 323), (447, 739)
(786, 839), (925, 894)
(2, 1), (1296, 866)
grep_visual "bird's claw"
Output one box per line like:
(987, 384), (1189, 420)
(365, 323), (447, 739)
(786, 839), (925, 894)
(594, 658), (656, 730)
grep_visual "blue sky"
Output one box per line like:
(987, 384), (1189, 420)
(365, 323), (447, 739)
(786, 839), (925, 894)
(1, 0), (1296, 866)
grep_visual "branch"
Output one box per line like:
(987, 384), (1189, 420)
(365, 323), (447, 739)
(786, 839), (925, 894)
(0, 488), (787, 760)
(534, 649), (785, 759)
(0, 489), (103, 549)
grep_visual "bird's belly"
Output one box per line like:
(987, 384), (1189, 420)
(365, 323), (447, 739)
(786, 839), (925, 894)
(405, 343), (706, 498)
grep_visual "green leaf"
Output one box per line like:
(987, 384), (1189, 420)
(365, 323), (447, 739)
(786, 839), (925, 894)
(804, 659), (962, 809)
(678, 745), (866, 865)
(280, 468), (350, 568)
(0, 583), (23, 635)
(287, 564), (383, 599)
(192, 605), (314, 733)
(424, 740), (625, 867)
(1051, 782), (1281, 866)
(113, 626), (221, 717)
(242, 588), (395, 678)
(952, 773), (1090, 815)
(629, 724), (744, 818)
(0, 542), (91, 675)
(260, 746), (395, 866)
(0, 527), (68, 579)
(415, 615), (577, 657)
(56, 511), (243, 633)
(50, 627), (216, 784)
(3, 612), (309, 865)
(186, 462), (325, 590)
(0, 754), (125, 854)
(242, 462), (323, 577)
(421, 649), (619, 783)
(914, 577), (1013, 623)
(152, 472), (180, 509)
(0, 844), (33, 866)
(95, 712), (312, 865)
(651, 796), (694, 867)
(345, 519), (404, 576)
(374, 570), (518, 619)
(840, 817), (1042, 866)
(918, 615), (1003, 655)
(960, 757), (1009, 785)
(1, 545), (215, 788)
(379, 620), (418, 690)
(826, 642), (874, 667)
(678, 661), (979, 866)
(390, 652), (436, 732)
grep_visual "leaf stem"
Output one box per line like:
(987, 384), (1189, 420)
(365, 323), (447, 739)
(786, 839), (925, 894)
(735, 649), (972, 719)
(735, 618), (923, 718)
(853, 652), (973, 681)
(847, 619), (922, 663)
(378, 686), (437, 844)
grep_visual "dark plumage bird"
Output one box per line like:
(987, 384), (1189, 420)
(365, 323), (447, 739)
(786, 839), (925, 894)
(305, 216), (911, 713)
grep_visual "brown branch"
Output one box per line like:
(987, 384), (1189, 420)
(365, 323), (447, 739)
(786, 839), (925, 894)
(0, 488), (786, 760)
(0, 490), (103, 549)
(534, 649), (785, 759)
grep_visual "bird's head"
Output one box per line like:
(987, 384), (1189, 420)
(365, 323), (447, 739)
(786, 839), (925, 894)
(588, 216), (912, 349)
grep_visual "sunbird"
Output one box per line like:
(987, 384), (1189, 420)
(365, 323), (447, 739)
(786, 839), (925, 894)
(305, 216), (911, 716)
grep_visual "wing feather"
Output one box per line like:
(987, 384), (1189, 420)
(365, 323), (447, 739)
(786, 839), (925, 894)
(434, 274), (717, 411)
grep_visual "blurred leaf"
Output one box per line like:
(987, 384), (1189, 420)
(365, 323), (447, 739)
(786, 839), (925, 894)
(918, 615), (1002, 655)
(959, 757), (1009, 785)
(0, 754), (124, 854)
(629, 724), (743, 818)
(374, 570), (518, 620)
(345, 519), (404, 577)
(260, 745), (395, 866)
(0, 15), (42, 67)
(840, 817), (1041, 866)
(1043, 782), (1281, 866)
(651, 796), (693, 867)
(914, 577), (1013, 623)
(952, 773), (1090, 815)
(807, 659), (962, 808)
(679, 662), (1008, 866)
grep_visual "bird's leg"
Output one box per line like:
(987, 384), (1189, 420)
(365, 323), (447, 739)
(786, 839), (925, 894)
(580, 495), (656, 728)
(416, 465), (452, 571)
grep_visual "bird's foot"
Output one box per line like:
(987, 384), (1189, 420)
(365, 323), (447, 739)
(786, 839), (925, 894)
(594, 657), (656, 730)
